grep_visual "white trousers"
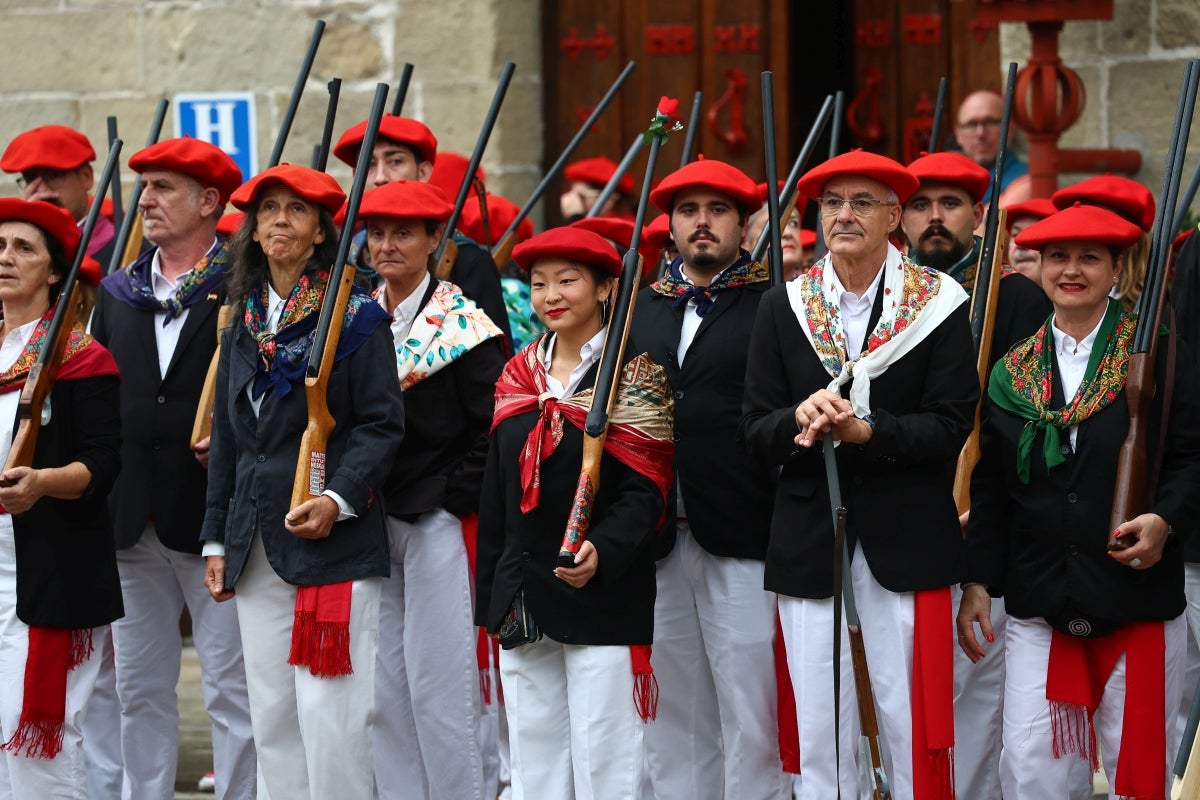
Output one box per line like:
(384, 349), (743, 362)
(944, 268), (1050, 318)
(112, 526), (257, 800)
(644, 525), (788, 799)
(373, 510), (483, 800)
(500, 637), (644, 800)
(951, 588), (1006, 800)
(235, 532), (380, 800)
(778, 546), (920, 800)
(82, 628), (123, 800)
(1001, 614), (1187, 799)
(0, 516), (102, 800)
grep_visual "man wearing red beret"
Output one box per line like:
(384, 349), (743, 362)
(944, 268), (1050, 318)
(631, 158), (791, 799)
(559, 155), (632, 221)
(1, 125), (119, 268)
(332, 115), (512, 347)
(89, 137), (259, 799)
(740, 150), (978, 799)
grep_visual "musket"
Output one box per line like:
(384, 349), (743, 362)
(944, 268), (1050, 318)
(391, 63), (414, 117)
(1173, 154), (1200, 238)
(106, 116), (124, 231)
(1172, 676), (1200, 797)
(433, 62), (516, 281)
(824, 431), (891, 800)
(750, 94), (835, 264)
(952, 63), (1017, 514)
(813, 90), (846, 261)
(492, 60), (637, 270)
(761, 72), (785, 286)
(679, 90), (703, 168)
(289, 82), (390, 519)
(928, 77), (949, 155)
(189, 304), (235, 449)
(557, 99), (672, 568)
(311, 78), (342, 172)
(4, 140), (122, 473)
(1109, 59), (1200, 550)
(584, 134), (642, 220)
(106, 98), (168, 275)
(268, 19), (325, 168)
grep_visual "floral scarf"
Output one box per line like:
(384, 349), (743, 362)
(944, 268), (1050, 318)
(101, 240), (227, 324)
(0, 311), (114, 395)
(987, 299), (1133, 484)
(788, 243), (968, 417)
(243, 268), (391, 399)
(373, 280), (504, 390)
(651, 249), (769, 316)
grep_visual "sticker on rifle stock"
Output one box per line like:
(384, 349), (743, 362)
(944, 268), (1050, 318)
(308, 451), (326, 495)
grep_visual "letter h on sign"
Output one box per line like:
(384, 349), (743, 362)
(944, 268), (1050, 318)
(174, 92), (258, 180)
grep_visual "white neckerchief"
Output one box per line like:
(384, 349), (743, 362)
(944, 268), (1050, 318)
(543, 327), (607, 400)
(1050, 312), (1105, 449)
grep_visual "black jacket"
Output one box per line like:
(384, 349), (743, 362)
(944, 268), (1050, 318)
(11, 373), (123, 628)
(449, 240), (513, 351)
(989, 272), (1053, 365)
(90, 277), (223, 553)
(739, 281), (978, 599)
(628, 281), (775, 560)
(201, 307), (405, 588)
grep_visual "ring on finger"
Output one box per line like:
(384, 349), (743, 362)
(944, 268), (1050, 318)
(1130, 556), (1143, 568)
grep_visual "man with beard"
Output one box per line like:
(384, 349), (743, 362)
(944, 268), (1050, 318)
(903, 151), (1050, 369)
(631, 159), (792, 799)
(901, 150), (1049, 800)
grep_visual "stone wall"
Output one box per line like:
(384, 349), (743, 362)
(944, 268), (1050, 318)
(999, 0), (1200, 217)
(0, 0), (544, 222)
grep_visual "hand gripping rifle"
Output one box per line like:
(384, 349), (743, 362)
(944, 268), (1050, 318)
(556, 98), (677, 568)
(823, 431), (891, 800)
(4, 140), (122, 473)
(491, 60), (637, 271)
(288, 82), (390, 520)
(1108, 59), (1199, 552)
(433, 63), (516, 281)
(106, 99), (168, 276)
(952, 62), (1016, 515)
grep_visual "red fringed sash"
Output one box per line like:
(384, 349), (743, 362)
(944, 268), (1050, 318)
(288, 584), (354, 678)
(910, 587), (955, 799)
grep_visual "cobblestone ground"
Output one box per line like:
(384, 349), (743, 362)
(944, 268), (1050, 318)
(175, 643), (214, 800)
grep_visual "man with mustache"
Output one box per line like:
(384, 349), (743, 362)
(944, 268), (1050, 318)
(630, 159), (792, 799)
(1, 125), (118, 267)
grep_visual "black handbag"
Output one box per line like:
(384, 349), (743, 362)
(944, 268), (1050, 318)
(498, 588), (542, 650)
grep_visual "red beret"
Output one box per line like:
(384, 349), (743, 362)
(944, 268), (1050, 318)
(428, 152), (484, 202)
(570, 216), (635, 249)
(459, 192), (534, 247)
(650, 158), (760, 215)
(1003, 198), (1058, 233)
(80, 255), (102, 287)
(565, 156), (633, 196)
(229, 164), (345, 214)
(797, 149), (919, 203)
(129, 138), (243, 204)
(0, 198), (81, 262)
(642, 213), (672, 250)
(798, 228), (817, 248)
(1, 125), (95, 173)
(756, 180), (785, 205)
(359, 180), (454, 223)
(216, 211), (245, 237)
(512, 226), (623, 277)
(906, 151), (990, 203)
(1014, 202), (1143, 252)
(333, 116), (438, 169)
(1051, 174), (1156, 233)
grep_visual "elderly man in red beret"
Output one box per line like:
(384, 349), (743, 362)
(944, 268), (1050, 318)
(740, 150), (978, 799)
(88, 137), (259, 800)
(629, 158), (792, 799)
(1, 125), (119, 267)
(332, 115), (512, 348)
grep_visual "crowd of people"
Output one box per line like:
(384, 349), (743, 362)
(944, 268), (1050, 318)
(0, 83), (1196, 800)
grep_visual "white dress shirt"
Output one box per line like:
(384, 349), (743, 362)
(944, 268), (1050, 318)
(378, 272), (431, 347)
(675, 263), (733, 365)
(149, 238), (219, 379)
(543, 327), (607, 400)
(1050, 313), (1105, 450)
(830, 265), (885, 360)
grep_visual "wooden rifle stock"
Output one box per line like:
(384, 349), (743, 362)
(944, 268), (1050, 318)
(189, 305), (235, 448)
(848, 627), (888, 800)
(491, 229), (519, 273)
(435, 238), (459, 282)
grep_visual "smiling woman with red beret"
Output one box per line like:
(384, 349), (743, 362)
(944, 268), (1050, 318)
(200, 164), (404, 799)
(959, 203), (1200, 798)
(0, 199), (121, 797)
(475, 226), (673, 799)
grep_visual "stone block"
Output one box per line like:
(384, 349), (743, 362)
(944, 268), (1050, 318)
(1056, 66), (1105, 150)
(1100, 1), (1149, 55)
(998, 23), (1031, 68)
(1109, 58), (1193, 156)
(396, 0), (493, 80)
(1156, 0), (1200, 50)
(488, 78), (544, 168)
(1056, 21), (1100, 65)
(0, 98), (82, 154)
(422, 80), (500, 152)
(312, 16), (384, 82)
(0, 11), (139, 93)
(262, 83), (378, 171)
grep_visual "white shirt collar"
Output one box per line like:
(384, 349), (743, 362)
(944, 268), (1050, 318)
(542, 326), (608, 399)
(1050, 311), (1105, 360)
(149, 237), (221, 295)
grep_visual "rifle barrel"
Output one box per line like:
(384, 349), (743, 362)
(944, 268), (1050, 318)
(106, 98), (169, 275)
(972, 62), (1018, 349)
(391, 63), (415, 116)
(268, 19), (325, 168)
(761, 72), (785, 286)
(107, 116), (124, 231)
(312, 78), (342, 172)
(679, 90), (703, 168)
(929, 77), (948, 155)
(585, 134), (642, 220)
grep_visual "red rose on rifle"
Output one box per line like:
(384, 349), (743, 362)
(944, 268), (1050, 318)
(657, 96), (680, 118)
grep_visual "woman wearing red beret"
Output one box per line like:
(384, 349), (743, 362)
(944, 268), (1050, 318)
(200, 165), (404, 799)
(958, 204), (1200, 798)
(0, 199), (121, 798)
(475, 226), (673, 799)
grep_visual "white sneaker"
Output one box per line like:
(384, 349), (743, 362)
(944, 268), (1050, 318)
(197, 771), (215, 792)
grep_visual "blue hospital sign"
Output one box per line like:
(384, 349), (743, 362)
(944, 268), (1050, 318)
(173, 92), (257, 181)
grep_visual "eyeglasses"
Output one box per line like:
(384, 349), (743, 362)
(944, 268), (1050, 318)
(16, 169), (70, 191)
(818, 196), (895, 217)
(956, 118), (1002, 132)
